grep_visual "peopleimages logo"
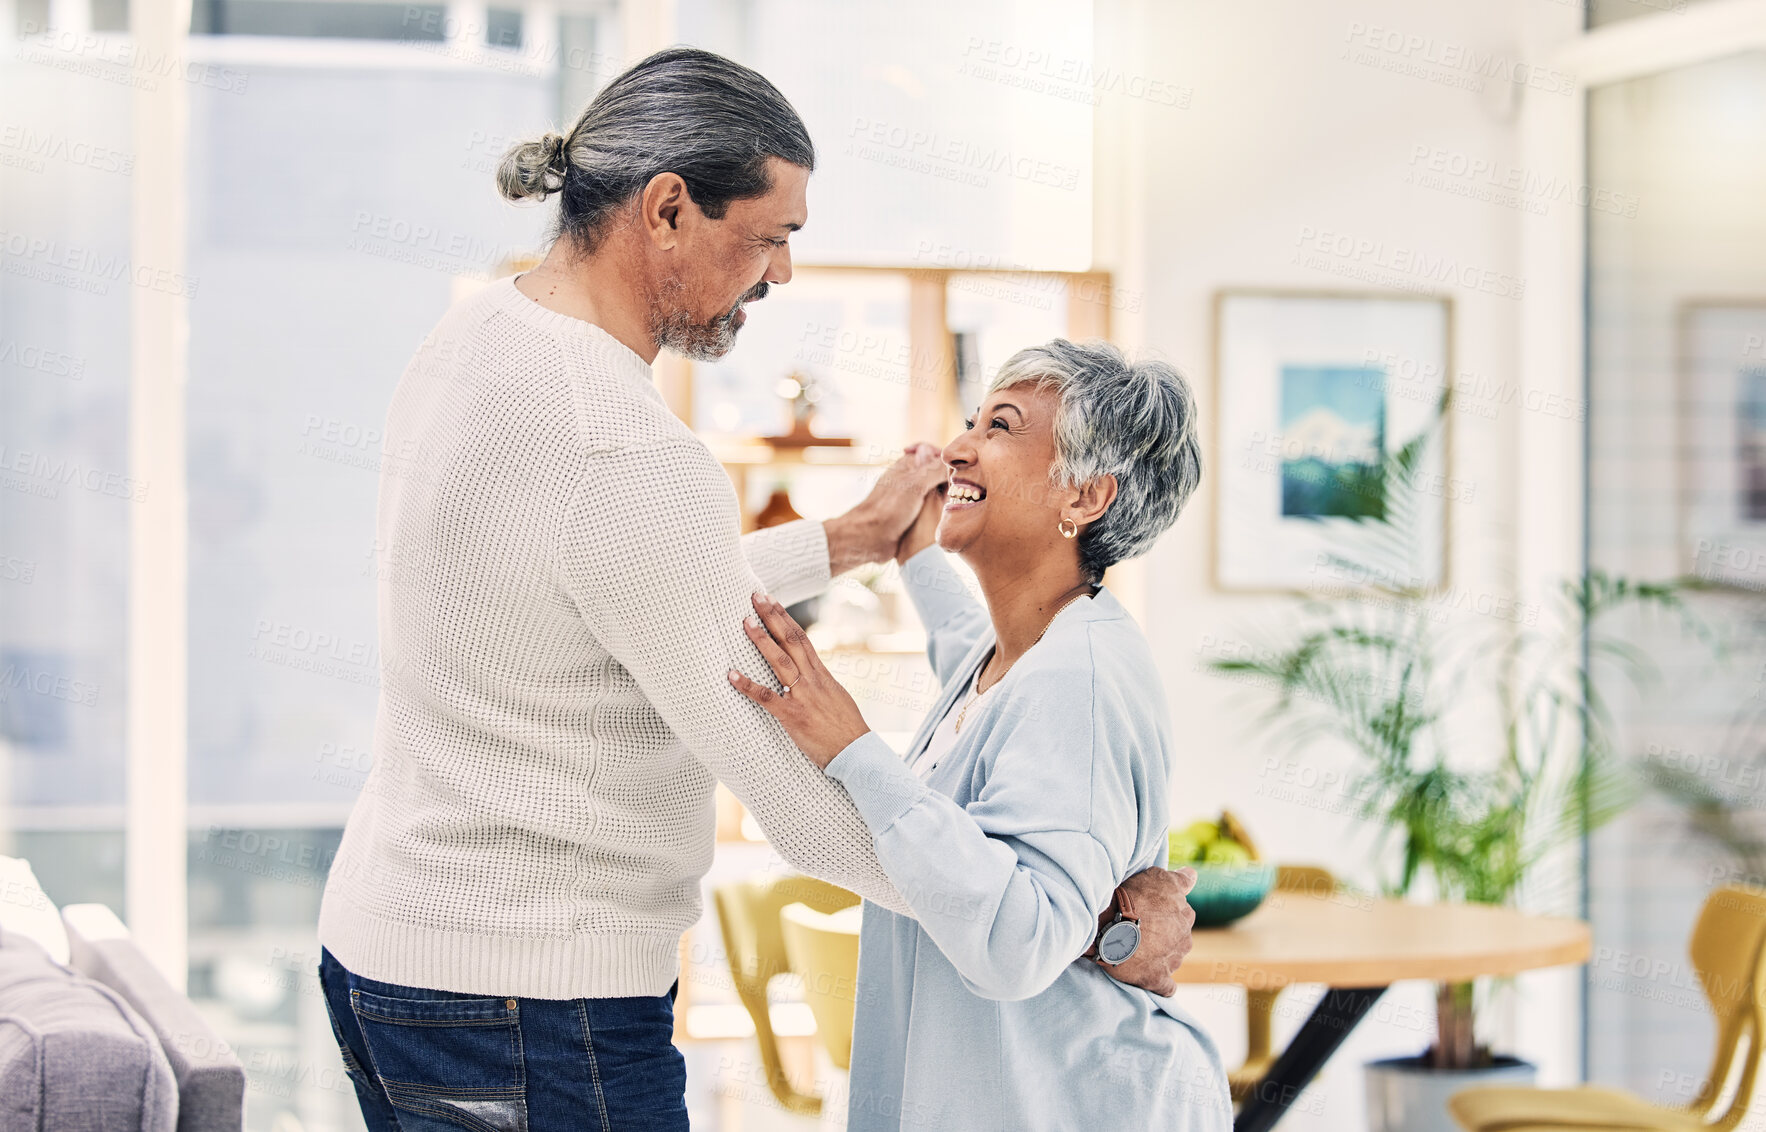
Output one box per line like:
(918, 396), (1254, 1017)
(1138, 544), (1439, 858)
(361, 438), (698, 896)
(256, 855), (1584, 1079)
(1342, 23), (1576, 96)
(16, 24), (250, 94)
(1293, 227), (1525, 300)
(346, 212), (518, 279)
(0, 444), (149, 502)
(0, 337), (84, 380)
(0, 125), (134, 176)
(957, 37), (1191, 108)
(1406, 146), (1639, 218)
(0, 230), (198, 298)
(845, 117), (1082, 191)
(0, 661), (98, 707)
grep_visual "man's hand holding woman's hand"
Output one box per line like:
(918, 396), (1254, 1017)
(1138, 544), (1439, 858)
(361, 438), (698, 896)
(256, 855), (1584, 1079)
(894, 476), (946, 566)
(823, 444), (947, 575)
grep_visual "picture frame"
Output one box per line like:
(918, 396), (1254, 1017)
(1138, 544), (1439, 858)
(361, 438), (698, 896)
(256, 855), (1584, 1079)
(1212, 290), (1454, 592)
(1678, 300), (1766, 590)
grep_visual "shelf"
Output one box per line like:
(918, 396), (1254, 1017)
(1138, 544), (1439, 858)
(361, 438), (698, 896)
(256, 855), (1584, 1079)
(706, 438), (888, 467)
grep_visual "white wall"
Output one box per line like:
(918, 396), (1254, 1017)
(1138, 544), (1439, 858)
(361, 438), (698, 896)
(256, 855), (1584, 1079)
(1092, 0), (1586, 1125)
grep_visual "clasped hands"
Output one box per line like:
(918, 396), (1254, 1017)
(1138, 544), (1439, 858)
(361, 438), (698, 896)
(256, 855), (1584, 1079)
(727, 448), (1198, 995)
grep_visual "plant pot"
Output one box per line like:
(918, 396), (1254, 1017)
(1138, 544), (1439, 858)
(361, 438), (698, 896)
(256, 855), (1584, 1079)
(1365, 1055), (1535, 1132)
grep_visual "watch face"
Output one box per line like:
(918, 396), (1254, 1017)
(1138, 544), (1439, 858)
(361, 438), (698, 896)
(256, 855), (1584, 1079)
(1099, 920), (1141, 965)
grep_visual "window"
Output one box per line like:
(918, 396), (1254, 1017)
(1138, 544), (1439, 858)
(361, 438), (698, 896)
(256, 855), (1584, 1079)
(1585, 48), (1766, 1099)
(190, 0), (447, 41)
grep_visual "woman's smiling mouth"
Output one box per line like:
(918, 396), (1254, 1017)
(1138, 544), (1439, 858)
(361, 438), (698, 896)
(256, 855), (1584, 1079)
(945, 478), (986, 509)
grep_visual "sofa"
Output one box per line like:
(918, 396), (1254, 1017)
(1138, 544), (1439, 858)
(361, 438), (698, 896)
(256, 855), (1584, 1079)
(0, 866), (245, 1131)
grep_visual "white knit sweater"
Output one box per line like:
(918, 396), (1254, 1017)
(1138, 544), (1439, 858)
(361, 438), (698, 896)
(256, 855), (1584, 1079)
(317, 277), (904, 1000)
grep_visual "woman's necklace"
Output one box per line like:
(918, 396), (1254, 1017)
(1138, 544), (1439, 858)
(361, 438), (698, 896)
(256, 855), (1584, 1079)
(953, 585), (1096, 734)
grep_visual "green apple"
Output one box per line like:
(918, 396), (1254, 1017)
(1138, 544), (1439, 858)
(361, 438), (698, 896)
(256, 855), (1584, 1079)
(1204, 838), (1252, 865)
(1181, 819), (1221, 846)
(1166, 833), (1201, 865)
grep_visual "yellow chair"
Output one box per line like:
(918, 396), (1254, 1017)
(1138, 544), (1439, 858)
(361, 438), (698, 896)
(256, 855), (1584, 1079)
(712, 873), (860, 1116)
(780, 902), (864, 1071)
(1449, 884), (1766, 1132)
(1228, 864), (1337, 1106)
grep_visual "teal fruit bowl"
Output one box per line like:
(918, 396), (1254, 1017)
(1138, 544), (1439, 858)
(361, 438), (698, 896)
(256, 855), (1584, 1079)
(1179, 861), (1275, 928)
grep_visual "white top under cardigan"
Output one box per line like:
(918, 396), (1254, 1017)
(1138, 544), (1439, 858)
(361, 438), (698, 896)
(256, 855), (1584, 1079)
(908, 663), (992, 779)
(317, 277), (906, 1001)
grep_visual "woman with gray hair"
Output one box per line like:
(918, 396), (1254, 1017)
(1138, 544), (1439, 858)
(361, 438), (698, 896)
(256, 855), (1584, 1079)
(731, 339), (1231, 1130)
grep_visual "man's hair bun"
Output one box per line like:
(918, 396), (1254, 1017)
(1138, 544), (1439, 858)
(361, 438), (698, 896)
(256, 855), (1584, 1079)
(496, 131), (570, 202)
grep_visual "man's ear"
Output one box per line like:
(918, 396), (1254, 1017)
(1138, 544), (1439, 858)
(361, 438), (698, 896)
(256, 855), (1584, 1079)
(1070, 474), (1118, 528)
(640, 172), (691, 249)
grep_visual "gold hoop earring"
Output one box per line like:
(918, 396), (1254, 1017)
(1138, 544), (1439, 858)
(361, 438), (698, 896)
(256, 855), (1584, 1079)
(1058, 518), (1079, 539)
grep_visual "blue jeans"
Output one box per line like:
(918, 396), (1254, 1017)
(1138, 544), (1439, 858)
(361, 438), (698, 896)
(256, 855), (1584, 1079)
(318, 948), (688, 1132)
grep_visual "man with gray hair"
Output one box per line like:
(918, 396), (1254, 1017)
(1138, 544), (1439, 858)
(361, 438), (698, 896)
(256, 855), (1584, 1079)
(317, 46), (1194, 1129)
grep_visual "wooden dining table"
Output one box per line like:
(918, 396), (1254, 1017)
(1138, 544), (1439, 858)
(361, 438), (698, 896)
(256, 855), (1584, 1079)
(1172, 888), (1593, 1132)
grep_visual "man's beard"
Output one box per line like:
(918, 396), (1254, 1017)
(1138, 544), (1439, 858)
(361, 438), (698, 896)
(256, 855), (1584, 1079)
(651, 280), (769, 362)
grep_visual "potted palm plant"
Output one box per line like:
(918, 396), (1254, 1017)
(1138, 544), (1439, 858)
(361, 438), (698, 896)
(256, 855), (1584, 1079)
(1209, 400), (1709, 1131)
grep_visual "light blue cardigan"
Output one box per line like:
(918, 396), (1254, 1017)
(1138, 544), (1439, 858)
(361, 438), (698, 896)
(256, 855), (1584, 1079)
(822, 547), (1232, 1132)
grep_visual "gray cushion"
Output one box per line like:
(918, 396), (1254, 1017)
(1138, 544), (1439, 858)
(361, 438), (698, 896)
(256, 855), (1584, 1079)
(0, 925), (178, 1131)
(65, 931), (245, 1132)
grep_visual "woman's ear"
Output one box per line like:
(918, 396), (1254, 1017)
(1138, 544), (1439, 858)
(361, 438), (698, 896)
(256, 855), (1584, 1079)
(1070, 474), (1118, 528)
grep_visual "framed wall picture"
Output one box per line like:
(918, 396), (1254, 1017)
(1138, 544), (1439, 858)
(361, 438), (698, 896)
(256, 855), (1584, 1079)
(1679, 301), (1766, 590)
(1213, 290), (1454, 592)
